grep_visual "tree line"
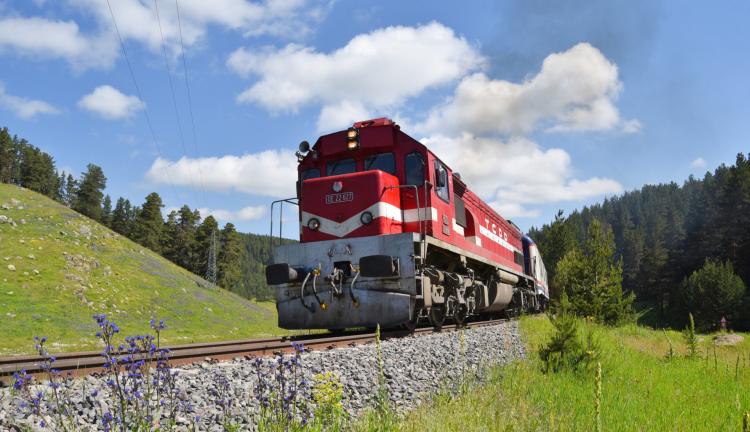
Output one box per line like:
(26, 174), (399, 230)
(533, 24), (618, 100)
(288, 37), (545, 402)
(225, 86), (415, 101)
(530, 152), (750, 331)
(0, 126), (270, 298)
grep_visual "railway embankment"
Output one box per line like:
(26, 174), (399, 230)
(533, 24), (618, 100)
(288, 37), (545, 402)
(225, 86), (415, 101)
(0, 321), (523, 430)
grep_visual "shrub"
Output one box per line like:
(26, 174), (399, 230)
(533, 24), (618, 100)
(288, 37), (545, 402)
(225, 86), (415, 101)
(540, 293), (600, 373)
(679, 259), (746, 331)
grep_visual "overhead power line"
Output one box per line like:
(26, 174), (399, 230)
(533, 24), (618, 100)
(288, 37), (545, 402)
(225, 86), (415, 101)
(104, 0), (183, 205)
(174, 0), (209, 205)
(153, 0), (204, 208)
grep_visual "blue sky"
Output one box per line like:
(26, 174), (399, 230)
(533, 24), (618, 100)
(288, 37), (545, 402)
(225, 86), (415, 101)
(0, 0), (748, 237)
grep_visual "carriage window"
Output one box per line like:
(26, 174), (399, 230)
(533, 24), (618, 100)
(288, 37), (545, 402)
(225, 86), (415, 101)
(300, 168), (321, 181)
(327, 158), (356, 176)
(435, 161), (450, 202)
(405, 152), (425, 186)
(364, 153), (396, 175)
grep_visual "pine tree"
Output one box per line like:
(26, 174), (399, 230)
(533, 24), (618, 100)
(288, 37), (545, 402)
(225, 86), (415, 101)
(162, 210), (179, 260)
(101, 195), (113, 227)
(17, 143), (59, 197)
(530, 210), (576, 298)
(171, 205), (199, 272)
(0, 127), (13, 183)
(74, 164), (107, 220)
(218, 223), (242, 291)
(554, 219), (634, 324)
(57, 172), (67, 203)
(64, 174), (78, 207)
(131, 192), (165, 253)
(111, 197), (130, 235)
(623, 228), (645, 283)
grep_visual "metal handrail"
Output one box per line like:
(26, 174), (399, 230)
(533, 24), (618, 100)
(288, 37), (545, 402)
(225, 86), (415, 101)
(268, 197), (299, 263)
(384, 181), (431, 263)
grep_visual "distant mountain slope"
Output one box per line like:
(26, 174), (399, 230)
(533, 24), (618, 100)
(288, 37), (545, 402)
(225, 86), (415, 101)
(0, 184), (284, 355)
(529, 153), (750, 329)
(237, 232), (296, 300)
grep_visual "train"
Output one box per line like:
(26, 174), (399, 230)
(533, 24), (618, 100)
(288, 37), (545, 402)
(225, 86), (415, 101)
(265, 118), (549, 331)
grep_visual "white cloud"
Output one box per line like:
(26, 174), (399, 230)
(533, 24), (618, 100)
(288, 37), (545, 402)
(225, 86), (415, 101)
(417, 43), (639, 136)
(228, 22), (484, 131)
(0, 0), (327, 70)
(78, 85), (143, 119)
(317, 101), (374, 133)
(0, 16), (117, 69)
(145, 39), (632, 222)
(690, 157), (706, 169)
(407, 43), (634, 220)
(72, 0), (328, 53)
(145, 151), (297, 198)
(490, 203), (541, 219)
(198, 205), (266, 222)
(0, 82), (60, 119)
(421, 133), (623, 219)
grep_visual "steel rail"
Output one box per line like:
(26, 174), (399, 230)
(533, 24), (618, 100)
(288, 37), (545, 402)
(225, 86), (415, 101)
(0, 319), (508, 385)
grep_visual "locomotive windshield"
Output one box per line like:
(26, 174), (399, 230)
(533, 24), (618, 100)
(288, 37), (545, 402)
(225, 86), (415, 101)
(364, 152), (396, 175)
(327, 158), (356, 176)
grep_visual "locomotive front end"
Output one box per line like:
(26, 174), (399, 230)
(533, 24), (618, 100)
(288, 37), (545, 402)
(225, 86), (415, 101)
(266, 118), (421, 330)
(268, 233), (419, 329)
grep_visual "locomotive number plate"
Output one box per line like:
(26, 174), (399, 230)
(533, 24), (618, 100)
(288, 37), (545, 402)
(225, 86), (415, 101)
(325, 192), (354, 204)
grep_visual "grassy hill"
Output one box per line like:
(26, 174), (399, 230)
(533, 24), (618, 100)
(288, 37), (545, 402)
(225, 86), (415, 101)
(0, 184), (287, 355)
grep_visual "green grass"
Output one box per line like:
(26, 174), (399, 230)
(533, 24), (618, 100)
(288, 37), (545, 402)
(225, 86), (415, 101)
(0, 184), (297, 355)
(396, 316), (750, 431)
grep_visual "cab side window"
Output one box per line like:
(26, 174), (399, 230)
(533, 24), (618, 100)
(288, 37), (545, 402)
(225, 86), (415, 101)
(434, 160), (450, 202)
(405, 152), (425, 186)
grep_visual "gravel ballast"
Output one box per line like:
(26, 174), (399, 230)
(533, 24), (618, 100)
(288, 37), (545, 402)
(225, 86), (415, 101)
(1, 321), (524, 431)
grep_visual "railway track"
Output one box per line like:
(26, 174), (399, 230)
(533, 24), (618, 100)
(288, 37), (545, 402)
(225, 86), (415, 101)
(0, 319), (508, 385)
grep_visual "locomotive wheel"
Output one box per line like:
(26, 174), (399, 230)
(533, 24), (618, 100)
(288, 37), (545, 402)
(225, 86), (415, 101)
(428, 306), (445, 331)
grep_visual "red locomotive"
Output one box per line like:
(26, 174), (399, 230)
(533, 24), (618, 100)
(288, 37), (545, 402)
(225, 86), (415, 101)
(266, 118), (548, 330)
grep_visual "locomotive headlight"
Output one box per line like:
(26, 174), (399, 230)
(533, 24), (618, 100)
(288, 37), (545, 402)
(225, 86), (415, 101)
(346, 127), (359, 150)
(360, 211), (373, 225)
(307, 218), (321, 231)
